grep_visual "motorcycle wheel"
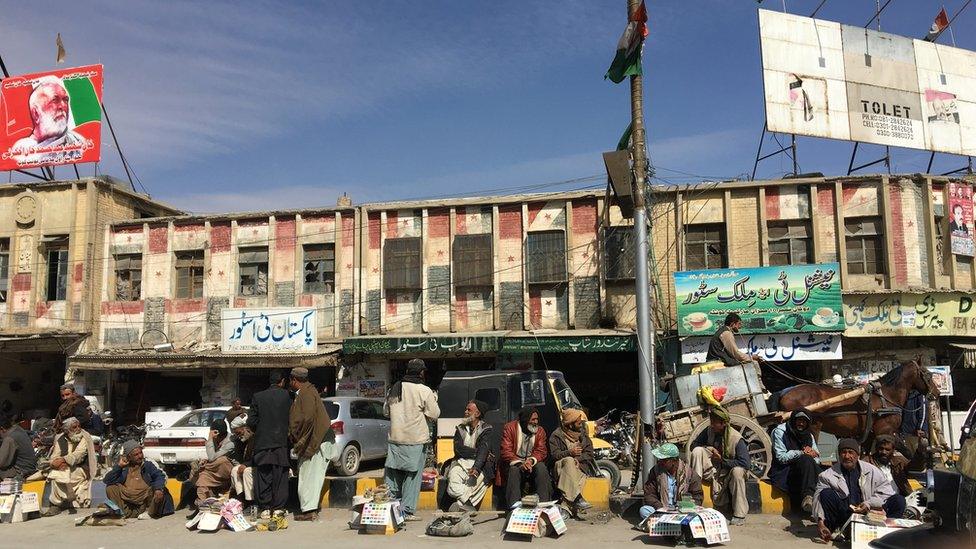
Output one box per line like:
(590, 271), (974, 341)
(595, 459), (622, 489)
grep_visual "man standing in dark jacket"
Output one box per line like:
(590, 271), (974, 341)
(0, 414), (37, 480)
(103, 441), (174, 519)
(246, 370), (292, 517)
(900, 390), (929, 462)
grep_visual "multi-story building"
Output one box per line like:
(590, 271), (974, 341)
(0, 177), (179, 416)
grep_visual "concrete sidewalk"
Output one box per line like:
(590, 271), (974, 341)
(0, 509), (821, 548)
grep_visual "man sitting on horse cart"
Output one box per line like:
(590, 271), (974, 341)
(768, 408), (821, 513)
(706, 313), (761, 366)
(689, 407), (750, 526)
(813, 438), (905, 542)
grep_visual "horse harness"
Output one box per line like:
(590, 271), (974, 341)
(818, 381), (905, 444)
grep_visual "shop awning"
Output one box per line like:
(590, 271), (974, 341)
(342, 329), (636, 355)
(0, 331), (88, 353)
(69, 344), (341, 370)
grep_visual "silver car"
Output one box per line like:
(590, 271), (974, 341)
(324, 397), (390, 476)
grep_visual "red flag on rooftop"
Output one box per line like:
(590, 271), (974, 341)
(924, 7), (950, 41)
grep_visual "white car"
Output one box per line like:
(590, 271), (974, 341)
(142, 407), (244, 469)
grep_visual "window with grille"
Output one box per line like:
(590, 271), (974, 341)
(176, 250), (204, 299)
(685, 224), (727, 270)
(239, 247), (269, 296)
(604, 225), (636, 280)
(45, 237), (69, 301)
(384, 237), (422, 290)
(934, 215), (949, 275)
(845, 216), (885, 275)
(767, 219), (812, 266)
(526, 231), (566, 283)
(0, 239), (8, 303)
(114, 254), (142, 301)
(303, 243), (335, 293)
(453, 234), (492, 287)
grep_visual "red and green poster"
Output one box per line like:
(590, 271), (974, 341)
(0, 64), (103, 170)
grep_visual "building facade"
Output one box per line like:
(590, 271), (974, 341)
(0, 177), (179, 417)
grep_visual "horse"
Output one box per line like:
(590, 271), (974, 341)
(776, 360), (940, 449)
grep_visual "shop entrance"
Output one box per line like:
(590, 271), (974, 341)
(0, 351), (66, 420)
(110, 370), (203, 424)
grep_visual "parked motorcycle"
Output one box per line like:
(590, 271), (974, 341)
(100, 422), (148, 474)
(589, 408), (639, 490)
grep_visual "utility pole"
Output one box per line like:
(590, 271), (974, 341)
(627, 0), (656, 483)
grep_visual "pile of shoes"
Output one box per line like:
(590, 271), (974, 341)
(254, 510), (288, 532)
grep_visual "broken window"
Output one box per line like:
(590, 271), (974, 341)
(176, 250), (204, 299)
(767, 219), (812, 266)
(526, 231), (567, 284)
(845, 216), (885, 275)
(685, 223), (727, 270)
(239, 247), (269, 296)
(114, 253), (142, 301)
(303, 243), (335, 293)
(45, 236), (69, 301)
(604, 225), (636, 280)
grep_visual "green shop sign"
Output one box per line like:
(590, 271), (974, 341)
(673, 263), (843, 336)
(343, 334), (635, 354)
(500, 335), (634, 353)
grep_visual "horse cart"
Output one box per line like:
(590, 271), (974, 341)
(658, 362), (779, 479)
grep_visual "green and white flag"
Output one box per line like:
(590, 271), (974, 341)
(605, 1), (648, 83)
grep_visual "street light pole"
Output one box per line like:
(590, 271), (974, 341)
(627, 0), (656, 483)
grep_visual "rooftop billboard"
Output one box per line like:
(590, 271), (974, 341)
(759, 9), (976, 156)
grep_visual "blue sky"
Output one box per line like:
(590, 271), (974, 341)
(3, 1), (974, 213)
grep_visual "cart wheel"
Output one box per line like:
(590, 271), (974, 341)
(684, 413), (773, 479)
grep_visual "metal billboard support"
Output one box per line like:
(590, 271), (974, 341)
(750, 121), (798, 180)
(846, 142), (890, 175)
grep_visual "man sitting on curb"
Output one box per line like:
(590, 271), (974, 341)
(42, 417), (97, 515)
(689, 407), (750, 525)
(189, 420), (235, 505)
(862, 434), (912, 504)
(813, 438), (901, 542)
(497, 407), (551, 508)
(103, 441), (174, 520)
(768, 408), (821, 513)
(549, 408), (597, 513)
(446, 400), (495, 513)
(640, 443), (704, 520)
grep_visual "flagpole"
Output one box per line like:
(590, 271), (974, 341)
(626, 0), (656, 485)
(932, 0), (973, 44)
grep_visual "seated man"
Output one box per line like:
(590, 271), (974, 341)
(768, 408), (820, 513)
(549, 408), (597, 513)
(640, 443), (704, 519)
(0, 414), (37, 480)
(189, 420), (235, 505)
(43, 417), (97, 515)
(813, 438), (902, 542)
(229, 415), (255, 504)
(497, 406), (551, 508)
(862, 434), (912, 503)
(104, 442), (174, 519)
(689, 407), (749, 525)
(446, 400), (495, 512)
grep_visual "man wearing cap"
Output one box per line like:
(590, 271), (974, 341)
(640, 443), (704, 520)
(549, 408), (597, 513)
(813, 438), (900, 542)
(42, 417), (97, 515)
(446, 399), (495, 512)
(189, 419), (236, 505)
(768, 408), (821, 513)
(229, 414), (255, 504)
(862, 434), (912, 503)
(689, 407), (750, 525)
(103, 442), (174, 519)
(384, 358), (440, 520)
(246, 370), (292, 517)
(289, 366), (336, 521)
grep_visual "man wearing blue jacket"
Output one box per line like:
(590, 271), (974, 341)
(103, 441), (174, 519)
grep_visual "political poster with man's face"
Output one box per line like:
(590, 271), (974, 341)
(0, 64), (103, 171)
(948, 182), (974, 256)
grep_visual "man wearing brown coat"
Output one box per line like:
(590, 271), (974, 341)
(288, 367), (336, 521)
(862, 434), (912, 498)
(640, 443), (704, 520)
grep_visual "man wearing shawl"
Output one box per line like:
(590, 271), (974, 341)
(103, 441), (174, 519)
(549, 408), (597, 512)
(42, 417), (97, 515)
(446, 400), (495, 512)
(768, 408), (821, 513)
(229, 414), (255, 503)
(384, 359), (440, 520)
(640, 443), (703, 519)
(189, 419), (236, 505)
(289, 366), (336, 521)
(689, 407), (750, 525)
(497, 406), (551, 507)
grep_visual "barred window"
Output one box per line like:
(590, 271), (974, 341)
(114, 254), (142, 301)
(526, 231), (566, 284)
(767, 219), (812, 266)
(845, 216), (885, 275)
(604, 225), (635, 280)
(176, 250), (204, 299)
(453, 234), (492, 287)
(239, 247), (268, 296)
(303, 244), (335, 293)
(45, 236), (69, 301)
(0, 239), (8, 303)
(685, 224), (727, 270)
(384, 237), (422, 290)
